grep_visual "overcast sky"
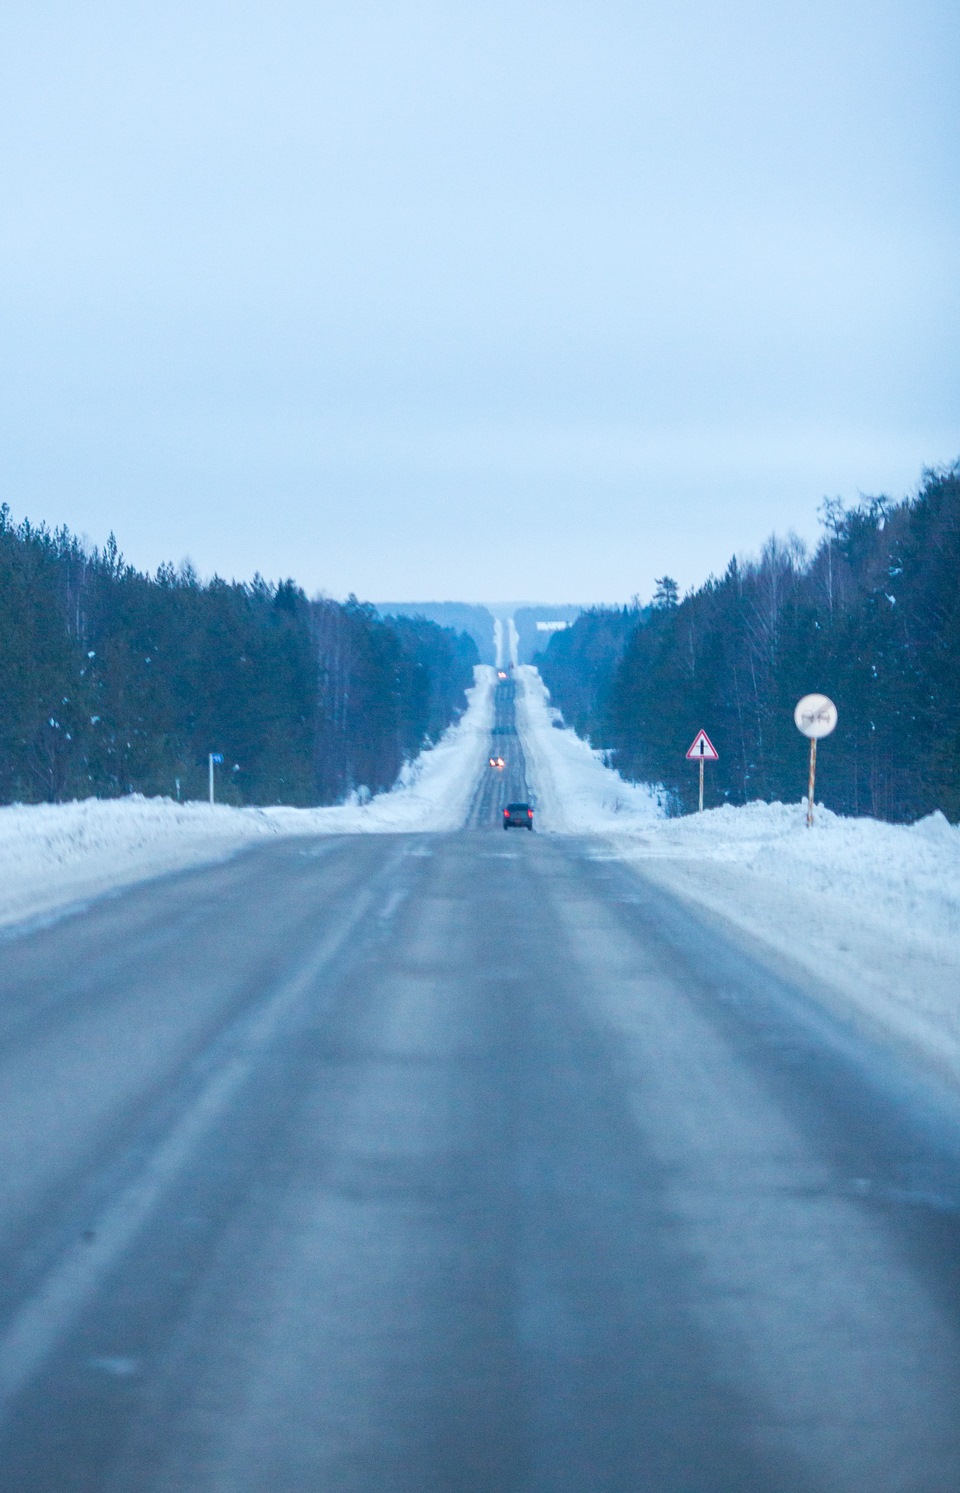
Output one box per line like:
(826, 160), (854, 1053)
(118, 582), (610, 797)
(2, 0), (957, 603)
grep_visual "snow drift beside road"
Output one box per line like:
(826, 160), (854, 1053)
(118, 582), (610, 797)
(516, 665), (960, 1090)
(0, 666), (495, 931)
(514, 666), (664, 833)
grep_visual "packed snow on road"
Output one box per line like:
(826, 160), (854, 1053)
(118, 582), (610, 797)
(3, 657), (959, 1093)
(0, 667), (496, 931)
(516, 664), (960, 1090)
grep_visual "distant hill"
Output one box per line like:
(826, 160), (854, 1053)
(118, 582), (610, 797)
(376, 602), (496, 665)
(512, 605), (584, 665)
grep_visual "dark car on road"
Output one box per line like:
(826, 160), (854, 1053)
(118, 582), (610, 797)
(503, 802), (534, 830)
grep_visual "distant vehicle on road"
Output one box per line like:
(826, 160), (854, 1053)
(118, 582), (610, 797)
(497, 670), (508, 680)
(489, 756), (506, 769)
(503, 802), (533, 830)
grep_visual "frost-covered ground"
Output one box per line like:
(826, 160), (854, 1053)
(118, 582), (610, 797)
(0, 667), (495, 932)
(516, 665), (960, 1089)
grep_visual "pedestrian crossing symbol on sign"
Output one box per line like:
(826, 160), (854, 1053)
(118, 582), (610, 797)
(685, 730), (719, 761)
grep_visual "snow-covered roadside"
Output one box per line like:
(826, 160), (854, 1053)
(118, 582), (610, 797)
(516, 665), (960, 1088)
(514, 666), (664, 833)
(0, 666), (496, 932)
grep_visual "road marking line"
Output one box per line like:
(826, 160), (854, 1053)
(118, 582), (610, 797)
(379, 888), (408, 921)
(0, 881), (381, 1414)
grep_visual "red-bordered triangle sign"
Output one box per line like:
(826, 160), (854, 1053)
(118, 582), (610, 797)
(686, 729), (719, 761)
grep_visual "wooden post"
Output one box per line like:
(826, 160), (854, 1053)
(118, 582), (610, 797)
(686, 730), (717, 813)
(806, 738), (817, 827)
(794, 695), (836, 827)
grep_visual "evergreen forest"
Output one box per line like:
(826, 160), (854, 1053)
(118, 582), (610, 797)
(538, 464), (960, 822)
(0, 507), (478, 806)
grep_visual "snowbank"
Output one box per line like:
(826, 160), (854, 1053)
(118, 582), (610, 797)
(515, 665), (960, 1089)
(515, 665), (664, 832)
(0, 666), (495, 931)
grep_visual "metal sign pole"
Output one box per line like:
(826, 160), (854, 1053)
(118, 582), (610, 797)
(699, 756), (704, 813)
(209, 753), (215, 807)
(807, 738), (817, 828)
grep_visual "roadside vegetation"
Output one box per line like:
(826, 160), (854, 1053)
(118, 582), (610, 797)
(0, 511), (477, 806)
(538, 463), (960, 822)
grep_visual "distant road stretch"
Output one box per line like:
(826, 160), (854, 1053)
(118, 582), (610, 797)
(2, 676), (960, 1491)
(466, 674), (531, 826)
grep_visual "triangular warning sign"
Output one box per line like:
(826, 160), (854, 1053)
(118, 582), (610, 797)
(686, 729), (719, 761)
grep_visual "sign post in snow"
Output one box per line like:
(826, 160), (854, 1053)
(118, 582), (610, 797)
(793, 695), (838, 827)
(208, 752), (224, 806)
(686, 729), (719, 812)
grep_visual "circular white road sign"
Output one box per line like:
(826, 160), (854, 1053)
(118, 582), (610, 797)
(794, 694), (838, 739)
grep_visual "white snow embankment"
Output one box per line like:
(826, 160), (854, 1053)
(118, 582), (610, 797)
(514, 665), (664, 832)
(0, 666), (496, 931)
(515, 665), (960, 1089)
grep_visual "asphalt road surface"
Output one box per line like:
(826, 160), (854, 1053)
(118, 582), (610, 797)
(465, 674), (531, 826)
(2, 681), (960, 1491)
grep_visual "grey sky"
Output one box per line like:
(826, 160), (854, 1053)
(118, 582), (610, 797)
(2, 0), (957, 603)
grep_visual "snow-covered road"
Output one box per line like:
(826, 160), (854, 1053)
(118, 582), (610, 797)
(5, 662), (960, 1488)
(515, 663), (960, 1090)
(0, 667), (495, 932)
(2, 654), (958, 1095)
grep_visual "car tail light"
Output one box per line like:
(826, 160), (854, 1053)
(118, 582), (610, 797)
(527, 809), (533, 817)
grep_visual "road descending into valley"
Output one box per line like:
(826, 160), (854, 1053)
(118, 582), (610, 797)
(2, 677), (960, 1492)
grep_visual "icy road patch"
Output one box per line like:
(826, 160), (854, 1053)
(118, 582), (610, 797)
(0, 667), (495, 932)
(516, 665), (960, 1090)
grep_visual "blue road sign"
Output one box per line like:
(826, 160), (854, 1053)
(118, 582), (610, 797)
(210, 753), (224, 763)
